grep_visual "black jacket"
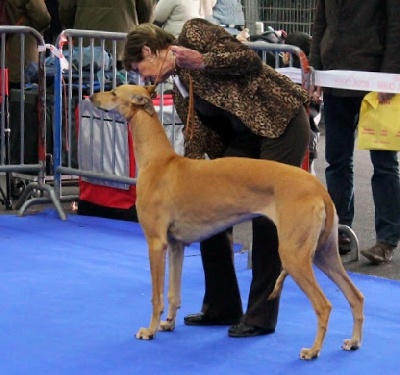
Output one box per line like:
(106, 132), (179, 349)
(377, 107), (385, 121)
(309, 0), (400, 96)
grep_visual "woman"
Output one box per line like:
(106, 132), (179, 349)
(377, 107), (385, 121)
(123, 18), (310, 338)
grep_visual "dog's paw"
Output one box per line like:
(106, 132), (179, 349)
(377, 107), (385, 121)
(136, 327), (155, 340)
(299, 347), (320, 360)
(342, 338), (361, 351)
(159, 318), (175, 332)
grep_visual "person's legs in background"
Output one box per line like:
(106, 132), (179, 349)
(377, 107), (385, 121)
(361, 150), (400, 264)
(371, 150), (400, 246)
(323, 94), (362, 254)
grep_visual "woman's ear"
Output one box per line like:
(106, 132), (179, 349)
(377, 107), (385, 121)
(142, 46), (153, 58)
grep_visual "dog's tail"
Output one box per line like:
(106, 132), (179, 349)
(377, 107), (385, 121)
(319, 191), (338, 245)
(268, 269), (288, 300)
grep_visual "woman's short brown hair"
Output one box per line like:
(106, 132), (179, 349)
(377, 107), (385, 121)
(123, 23), (176, 69)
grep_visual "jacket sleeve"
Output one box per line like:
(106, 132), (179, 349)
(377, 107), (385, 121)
(308, 0), (325, 70)
(381, 0), (400, 73)
(136, 0), (156, 24)
(58, 0), (78, 29)
(179, 19), (263, 76)
(153, 0), (175, 24)
(173, 87), (225, 159)
(25, 0), (51, 32)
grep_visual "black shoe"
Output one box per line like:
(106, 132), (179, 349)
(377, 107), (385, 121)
(184, 312), (240, 326)
(228, 322), (275, 338)
(338, 233), (351, 255)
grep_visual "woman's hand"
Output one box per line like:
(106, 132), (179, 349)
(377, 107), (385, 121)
(170, 46), (205, 70)
(378, 92), (395, 103)
(312, 87), (323, 104)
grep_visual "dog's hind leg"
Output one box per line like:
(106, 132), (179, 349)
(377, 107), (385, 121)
(160, 240), (185, 332)
(313, 234), (364, 352)
(136, 237), (168, 340)
(277, 213), (332, 360)
(283, 253), (332, 360)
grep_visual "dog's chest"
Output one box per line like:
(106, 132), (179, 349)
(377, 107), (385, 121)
(167, 213), (257, 244)
(167, 221), (210, 244)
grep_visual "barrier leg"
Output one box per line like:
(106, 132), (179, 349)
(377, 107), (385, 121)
(16, 182), (67, 220)
(338, 224), (359, 261)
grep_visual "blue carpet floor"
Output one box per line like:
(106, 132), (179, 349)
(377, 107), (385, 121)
(1, 210), (399, 374)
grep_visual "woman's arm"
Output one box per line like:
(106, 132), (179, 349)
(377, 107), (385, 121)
(25, 0), (51, 32)
(178, 19), (263, 75)
(154, 0), (176, 25)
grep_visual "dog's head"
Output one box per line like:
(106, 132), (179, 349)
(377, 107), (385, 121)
(90, 84), (156, 120)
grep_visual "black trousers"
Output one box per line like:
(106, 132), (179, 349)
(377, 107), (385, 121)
(195, 99), (310, 329)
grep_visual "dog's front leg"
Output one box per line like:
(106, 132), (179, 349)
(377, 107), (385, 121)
(136, 241), (167, 340)
(160, 241), (185, 332)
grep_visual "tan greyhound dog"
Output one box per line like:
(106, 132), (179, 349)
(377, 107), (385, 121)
(90, 84), (364, 360)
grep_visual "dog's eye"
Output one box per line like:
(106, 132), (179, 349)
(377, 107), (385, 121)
(111, 91), (117, 97)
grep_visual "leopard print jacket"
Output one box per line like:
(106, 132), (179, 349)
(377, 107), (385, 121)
(173, 18), (310, 159)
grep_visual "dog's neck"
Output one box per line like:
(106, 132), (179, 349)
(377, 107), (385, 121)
(129, 107), (177, 170)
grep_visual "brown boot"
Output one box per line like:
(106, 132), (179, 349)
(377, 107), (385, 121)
(360, 243), (395, 265)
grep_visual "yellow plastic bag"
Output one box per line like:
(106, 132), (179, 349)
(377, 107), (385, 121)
(357, 92), (400, 151)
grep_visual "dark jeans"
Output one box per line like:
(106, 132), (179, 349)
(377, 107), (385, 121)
(324, 94), (400, 246)
(195, 97), (310, 329)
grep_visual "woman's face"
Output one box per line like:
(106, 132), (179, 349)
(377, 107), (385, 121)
(130, 46), (174, 84)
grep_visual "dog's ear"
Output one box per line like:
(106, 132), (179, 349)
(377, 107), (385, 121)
(144, 85), (158, 99)
(131, 94), (155, 116)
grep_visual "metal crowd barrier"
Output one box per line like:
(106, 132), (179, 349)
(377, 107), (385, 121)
(0, 25), (63, 214)
(49, 29), (131, 220)
(242, 0), (317, 35)
(46, 29), (183, 220)
(246, 41), (312, 87)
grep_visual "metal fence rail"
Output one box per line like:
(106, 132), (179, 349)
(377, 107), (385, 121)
(242, 0), (317, 35)
(41, 29), (183, 220)
(49, 29), (130, 219)
(0, 26), (61, 213)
